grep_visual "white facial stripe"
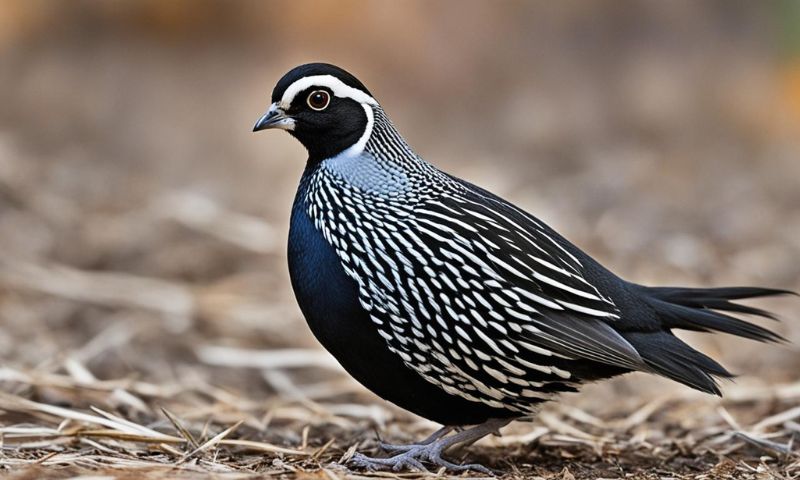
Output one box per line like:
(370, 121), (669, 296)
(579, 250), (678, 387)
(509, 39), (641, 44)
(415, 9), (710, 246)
(280, 75), (378, 108)
(350, 103), (374, 156)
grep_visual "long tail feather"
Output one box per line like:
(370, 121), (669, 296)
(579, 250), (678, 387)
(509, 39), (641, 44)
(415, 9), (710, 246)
(623, 331), (733, 395)
(640, 286), (792, 342)
(622, 285), (792, 394)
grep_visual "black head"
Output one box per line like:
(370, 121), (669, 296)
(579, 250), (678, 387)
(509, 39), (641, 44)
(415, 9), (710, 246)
(253, 63), (378, 163)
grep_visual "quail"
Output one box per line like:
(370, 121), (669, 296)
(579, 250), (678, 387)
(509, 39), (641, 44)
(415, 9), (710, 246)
(253, 63), (790, 473)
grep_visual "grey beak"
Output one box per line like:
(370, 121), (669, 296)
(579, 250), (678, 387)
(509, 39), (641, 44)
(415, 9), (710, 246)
(253, 104), (295, 132)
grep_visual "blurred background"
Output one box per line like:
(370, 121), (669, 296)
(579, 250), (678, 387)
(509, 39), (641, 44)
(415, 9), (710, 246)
(0, 0), (799, 475)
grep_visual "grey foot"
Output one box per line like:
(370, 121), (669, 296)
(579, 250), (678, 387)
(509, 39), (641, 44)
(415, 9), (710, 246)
(348, 419), (511, 474)
(378, 426), (454, 453)
(349, 445), (493, 475)
(377, 441), (422, 453)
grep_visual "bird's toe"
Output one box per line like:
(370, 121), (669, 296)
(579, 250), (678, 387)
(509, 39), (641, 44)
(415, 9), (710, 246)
(378, 441), (417, 452)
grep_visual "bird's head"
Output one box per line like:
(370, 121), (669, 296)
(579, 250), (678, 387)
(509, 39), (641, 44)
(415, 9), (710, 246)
(253, 63), (378, 163)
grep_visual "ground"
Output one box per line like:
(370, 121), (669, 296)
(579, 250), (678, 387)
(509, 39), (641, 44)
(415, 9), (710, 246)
(1, 364), (800, 478)
(1, 2), (800, 479)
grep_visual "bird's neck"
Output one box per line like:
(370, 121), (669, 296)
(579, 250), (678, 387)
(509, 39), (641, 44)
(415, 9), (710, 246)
(361, 107), (420, 165)
(304, 106), (441, 198)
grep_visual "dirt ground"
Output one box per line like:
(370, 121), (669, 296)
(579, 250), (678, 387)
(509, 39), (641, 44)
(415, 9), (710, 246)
(1, 2), (799, 478)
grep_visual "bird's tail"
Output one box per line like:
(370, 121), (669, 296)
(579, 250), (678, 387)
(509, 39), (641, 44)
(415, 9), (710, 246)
(622, 286), (792, 395)
(642, 286), (790, 342)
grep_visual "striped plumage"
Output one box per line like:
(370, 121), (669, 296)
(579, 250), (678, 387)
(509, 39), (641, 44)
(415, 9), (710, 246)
(254, 63), (791, 473)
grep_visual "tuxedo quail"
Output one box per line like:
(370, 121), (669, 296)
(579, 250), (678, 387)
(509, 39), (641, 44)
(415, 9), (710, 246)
(253, 63), (790, 473)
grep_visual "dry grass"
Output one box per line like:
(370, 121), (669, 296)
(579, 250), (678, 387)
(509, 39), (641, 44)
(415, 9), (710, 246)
(2, 2), (800, 478)
(1, 348), (800, 479)
(0, 260), (797, 480)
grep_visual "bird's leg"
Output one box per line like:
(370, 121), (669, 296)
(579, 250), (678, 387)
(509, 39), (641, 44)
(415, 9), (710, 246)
(349, 418), (512, 474)
(378, 425), (453, 452)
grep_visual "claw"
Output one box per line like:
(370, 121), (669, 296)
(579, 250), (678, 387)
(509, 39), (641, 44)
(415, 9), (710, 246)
(351, 451), (428, 472)
(433, 457), (495, 475)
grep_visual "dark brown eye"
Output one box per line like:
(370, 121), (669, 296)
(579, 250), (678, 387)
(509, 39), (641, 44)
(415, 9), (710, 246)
(307, 90), (330, 111)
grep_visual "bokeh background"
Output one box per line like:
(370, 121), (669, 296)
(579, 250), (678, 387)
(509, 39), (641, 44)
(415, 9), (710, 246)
(1, 1), (799, 478)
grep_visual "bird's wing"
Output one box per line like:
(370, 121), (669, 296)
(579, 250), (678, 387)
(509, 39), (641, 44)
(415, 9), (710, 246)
(406, 180), (648, 375)
(320, 172), (649, 411)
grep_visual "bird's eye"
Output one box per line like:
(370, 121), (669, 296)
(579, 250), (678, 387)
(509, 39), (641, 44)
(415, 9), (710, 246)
(307, 90), (331, 111)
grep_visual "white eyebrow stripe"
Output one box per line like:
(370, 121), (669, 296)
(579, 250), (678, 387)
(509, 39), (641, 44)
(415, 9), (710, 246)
(280, 75), (378, 108)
